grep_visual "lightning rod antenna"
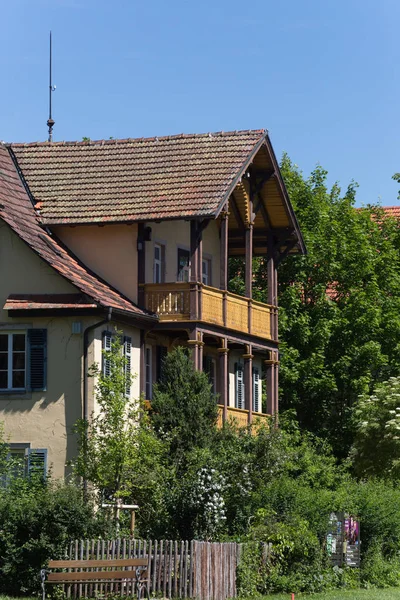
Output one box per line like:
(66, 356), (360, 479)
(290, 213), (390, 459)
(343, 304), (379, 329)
(47, 31), (55, 142)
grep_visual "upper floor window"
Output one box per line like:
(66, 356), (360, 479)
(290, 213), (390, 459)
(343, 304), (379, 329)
(154, 243), (165, 284)
(177, 248), (190, 282)
(202, 258), (212, 286)
(0, 333), (26, 390)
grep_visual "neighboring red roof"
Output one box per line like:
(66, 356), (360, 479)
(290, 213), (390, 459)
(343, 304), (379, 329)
(0, 144), (156, 321)
(9, 130), (267, 225)
(381, 206), (400, 219)
(4, 294), (98, 311)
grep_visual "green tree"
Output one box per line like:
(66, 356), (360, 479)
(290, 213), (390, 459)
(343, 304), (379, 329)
(351, 376), (400, 478)
(230, 157), (400, 456)
(393, 172), (400, 200)
(150, 347), (219, 460)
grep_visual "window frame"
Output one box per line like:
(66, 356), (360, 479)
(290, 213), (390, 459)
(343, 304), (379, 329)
(153, 243), (165, 284)
(0, 332), (27, 392)
(202, 256), (212, 286)
(145, 345), (153, 400)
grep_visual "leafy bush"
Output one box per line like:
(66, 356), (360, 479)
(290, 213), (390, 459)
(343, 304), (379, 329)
(0, 479), (109, 595)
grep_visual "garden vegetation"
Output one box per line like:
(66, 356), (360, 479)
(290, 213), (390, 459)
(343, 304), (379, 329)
(2, 159), (400, 596)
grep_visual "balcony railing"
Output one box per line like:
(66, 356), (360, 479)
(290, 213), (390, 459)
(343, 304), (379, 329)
(143, 282), (277, 341)
(217, 405), (270, 428)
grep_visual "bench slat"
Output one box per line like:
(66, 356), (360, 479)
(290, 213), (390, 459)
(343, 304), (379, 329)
(48, 569), (148, 582)
(48, 559), (148, 569)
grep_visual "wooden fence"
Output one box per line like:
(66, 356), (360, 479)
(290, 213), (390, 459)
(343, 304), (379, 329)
(63, 538), (240, 600)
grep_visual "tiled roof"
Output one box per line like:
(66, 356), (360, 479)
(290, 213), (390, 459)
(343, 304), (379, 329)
(4, 294), (98, 311)
(10, 130), (267, 225)
(0, 144), (156, 320)
(381, 206), (400, 219)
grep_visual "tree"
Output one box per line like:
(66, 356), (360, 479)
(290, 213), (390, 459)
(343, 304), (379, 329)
(150, 347), (218, 460)
(393, 172), (400, 200)
(351, 376), (400, 478)
(230, 156), (400, 456)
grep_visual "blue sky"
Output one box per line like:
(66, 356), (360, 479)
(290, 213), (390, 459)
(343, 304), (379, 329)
(2, 0), (399, 206)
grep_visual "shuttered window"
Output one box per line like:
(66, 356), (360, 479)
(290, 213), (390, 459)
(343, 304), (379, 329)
(253, 367), (260, 412)
(27, 329), (47, 391)
(102, 331), (112, 377)
(124, 336), (132, 397)
(27, 448), (48, 480)
(0, 333), (26, 390)
(235, 362), (245, 409)
(145, 346), (153, 400)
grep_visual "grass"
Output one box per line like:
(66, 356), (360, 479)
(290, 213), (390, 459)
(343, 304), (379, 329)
(265, 589), (400, 599)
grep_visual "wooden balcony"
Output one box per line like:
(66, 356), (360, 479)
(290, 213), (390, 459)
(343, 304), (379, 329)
(143, 282), (278, 341)
(217, 405), (270, 428)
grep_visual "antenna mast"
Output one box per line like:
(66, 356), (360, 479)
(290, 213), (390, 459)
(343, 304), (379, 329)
(47, 31), (55, 142)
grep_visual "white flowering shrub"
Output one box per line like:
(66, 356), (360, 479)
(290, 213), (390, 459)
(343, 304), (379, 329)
(190, 466), (226, 539)
(351, 376), (400, 478)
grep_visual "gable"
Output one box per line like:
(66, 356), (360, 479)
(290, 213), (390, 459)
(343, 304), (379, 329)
(0, 221), (77, 322)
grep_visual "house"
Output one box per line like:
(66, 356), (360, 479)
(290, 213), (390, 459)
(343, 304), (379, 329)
(0, 129), (305, 479)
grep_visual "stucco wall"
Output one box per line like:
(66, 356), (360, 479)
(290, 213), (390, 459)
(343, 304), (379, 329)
(0, 221), (142, 479)
(54, 224), (138, 302)
(145, 219), (221, 287)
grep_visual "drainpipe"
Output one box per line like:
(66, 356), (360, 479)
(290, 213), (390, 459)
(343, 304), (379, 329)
(83, 306), (112, 422)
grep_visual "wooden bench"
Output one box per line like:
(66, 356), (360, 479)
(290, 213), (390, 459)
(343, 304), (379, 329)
(40, 558), (150, 600)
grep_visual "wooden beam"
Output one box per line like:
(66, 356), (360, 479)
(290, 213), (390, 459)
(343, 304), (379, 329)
(230, 193), (246, 231)
(275, 239), (298, 267)
(220, 203), (229, 291)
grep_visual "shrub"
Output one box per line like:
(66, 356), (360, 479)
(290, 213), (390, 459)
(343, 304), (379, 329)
(0, 479), (109, 595)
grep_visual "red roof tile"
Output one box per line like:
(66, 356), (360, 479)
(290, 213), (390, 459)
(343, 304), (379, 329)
(0, 144), (156, 321)
(4, 294), (98, 311)
(381, 206), (400, 219)
(9, 130), (267, 225)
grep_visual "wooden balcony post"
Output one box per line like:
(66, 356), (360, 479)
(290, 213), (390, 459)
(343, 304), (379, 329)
(190, 220), (199, 319)
(243, 345), (253, 424)
(138, 223), (146, 307)
(265, 350), (278, 416)
(198, 331), (204, 371)
(246, 192), (253, 334)
(198, 226), (203, 319)
(267, 234), (277, 340)
(220, 204), (229, 325)
(218, 339), (229, 422)
(188, 328), (199, 370)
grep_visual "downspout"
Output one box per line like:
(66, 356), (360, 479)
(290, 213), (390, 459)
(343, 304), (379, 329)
(83, 306), (112, 422)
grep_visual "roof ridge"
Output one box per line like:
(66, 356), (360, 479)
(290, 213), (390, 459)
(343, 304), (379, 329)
(8, 128), (267, 147)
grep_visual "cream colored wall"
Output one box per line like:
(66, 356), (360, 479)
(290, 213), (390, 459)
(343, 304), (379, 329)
(228, 350), (263, 412)
(54, 224), (138, 303)
(145, 219), (221, 287)
(0, 221), (142, 479)
(0, 219), (93, 478)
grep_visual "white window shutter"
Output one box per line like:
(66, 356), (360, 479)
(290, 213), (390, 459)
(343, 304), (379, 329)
(124, 336), (132, 397)
(235, 363), (244, 409)
(102, 331), (112, 377)
(27, 448), (47, 480)
(253, 367), (260, 412)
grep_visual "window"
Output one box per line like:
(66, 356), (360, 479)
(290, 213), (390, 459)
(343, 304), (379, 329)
(0, 333), (26, 390)
(1, 445), (48, 486)
(102, 331), (132, 397)
(253, 367), (260, 412)
(154, 243), (165, 283)
(145, 346), (153, 400)
(124, 336), (132, 397)
(0, 329), (47, 393)
(177, 248), (190, 282)
(235, 362), (245, 409)
(203, 355), (216, 394)
(202, 258), (212, 286)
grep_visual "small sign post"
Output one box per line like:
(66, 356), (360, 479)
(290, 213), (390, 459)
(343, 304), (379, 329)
(102, 500), (139, 535)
